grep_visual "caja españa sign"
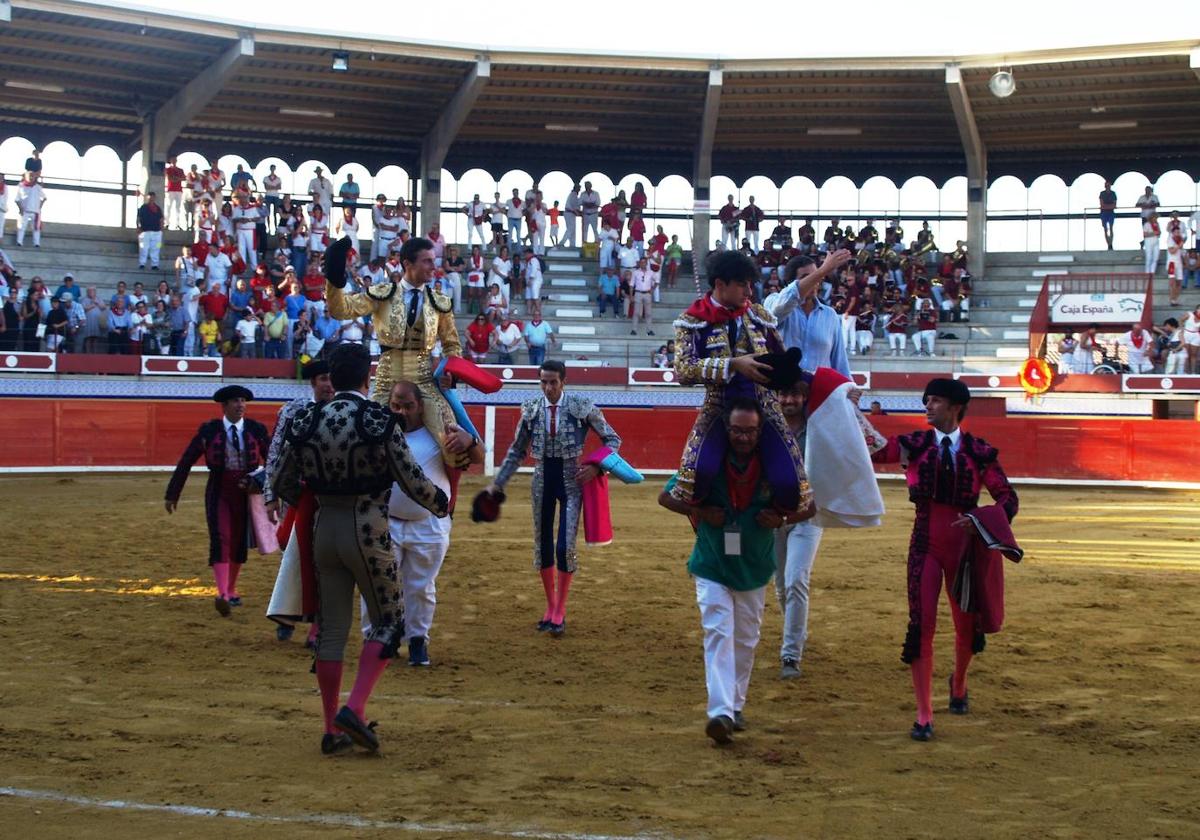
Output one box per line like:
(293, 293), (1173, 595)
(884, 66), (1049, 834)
(1051, 292), (1145, 324)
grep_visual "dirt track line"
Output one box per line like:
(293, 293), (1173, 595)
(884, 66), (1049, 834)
(0, 787), (670, 840)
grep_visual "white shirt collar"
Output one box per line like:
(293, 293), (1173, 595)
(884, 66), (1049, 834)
(935, 427), (961, 451)
(543, 395), (563, 409)
(399, 278), (424, 295)
(224, 418), (244, 434)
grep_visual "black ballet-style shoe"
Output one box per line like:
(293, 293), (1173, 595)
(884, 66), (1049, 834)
(320, 733), (353, 755)
(334, 705), (379, 752)
(910, 721), (934, 742)
(213, 596), (231, 617)
(949, 676), (969, 715)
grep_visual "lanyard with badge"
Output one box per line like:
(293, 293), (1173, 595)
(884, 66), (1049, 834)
(723, 515), (742, 557)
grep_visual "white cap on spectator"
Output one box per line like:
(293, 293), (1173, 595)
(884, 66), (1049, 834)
(61, 292), (73, 302)
(63, 272), (74, 280)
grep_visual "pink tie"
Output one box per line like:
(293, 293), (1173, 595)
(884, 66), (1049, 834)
(549, 405), (558, 437)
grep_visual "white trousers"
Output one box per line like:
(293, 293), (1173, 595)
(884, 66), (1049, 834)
(1128, 359), (1152, 373)
(361, 520), (449, 641)
(165, 192), (183, 229)
(1144, 238), (1160, 274)
(139, 231), (162, 267)
(773, 522), (823, 663)
(1164, 349), (1187, 374)
(841, 315), (855, 354)
(721, 224), (738, 249)
(916, 329), (936, 355)
(582, 214), (598, 243)
(888, 332), (907, 353)
(444, 272), (462, 313)
(16, 212), (40, 246)
(855, 329), (874, 353)
(561, 215), (577, 248)
(694, 577), (766, 720)
(746, 230), (760, 252)
(531, 230), (545, 255)
(468, 223), (488, 248)
(237, 229), (256, 270)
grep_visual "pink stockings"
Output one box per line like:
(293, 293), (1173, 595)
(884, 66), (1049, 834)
(538, 568), (574, 625)
(210, 561), (243, 599)
(911, 506), (976, 726)
(315, 641), (391, 734)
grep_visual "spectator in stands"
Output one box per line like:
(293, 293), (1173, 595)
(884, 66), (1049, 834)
(53, 273), (79, 302)
(484, 282), (508, 325)
(1152, 318), (1185, 374)
(164, 292), (189, 355)
(24, 148), (42, 180)
(229, 277), (253, 313)
(427, 223), (446, 267)
(885, 302), (909, 356)
(548, 200), (562, 247)
(129, 281), (149, 310)
(1184, 247), (1200, 293)
(338, 314), (366, 347)
(443, 245), (465, 314)
(719, 195), (739, 250)
(489, 192), (506, 251)
(523, 313), (554, 366)
(869, 400), (886, 415)
(522, 247), (544, 308)
(106, 297), (131, 354)
(1098, 181), (1117, 250)
(0, 176), (8, 240)
(652, 344), (669, 368)
(529, 196), (547, 256)
(65, 293), (85, 353)
(129, 300), (153, 354)
(1184, 305), (1200, 374)
(1142, 212), (1162, 276)
(740, 196), (765, 252)
(235, 309), (259, 358)
(597, 265), (619, 317)
(465, 313), (493, 364)
(313, 309), (341, 356)
(44, 296), (69, 352)
(598, 221), (619, 269)
(198, 310), (220, 357)
(628, 210), (646, 258)
(490, 245), (513, 303)
(1135, 185), (1159, 222)
(15, 173), (46, 247)
(152, 279), (171, 309)
(618, 237), (639, 274)
(493, 315), (523, 364)
(0, 287), (18, 351)
(1117, 322), (1153, 373)
(913, 297), (937, 356)
(581, 181), (601, 243)
(664, 235), (684, 288)
(1057, 332), (1078, 374)
(150, 299), (171, 354)
(338, 173), (360, 209)
(79, 288), (103, 354)
(393, 196), (412, 235)
(506, 188), (525, 246)
(1075, 324), (1101, 373)
(263, 298), (289, 359)
(308, 205), (329, 265)
(308, 166), (332, 218)
(630, 256), (657, 336)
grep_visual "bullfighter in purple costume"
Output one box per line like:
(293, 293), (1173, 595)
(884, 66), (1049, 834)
(165, 384), (271, 617)
(872, 378), (1019, 742)
(670, 251), (811, 514)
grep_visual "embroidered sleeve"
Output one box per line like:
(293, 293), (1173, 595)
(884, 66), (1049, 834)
(583, 400), (622, 451)
(982, 459), (1019, 522)
(494, 408), (534, 488)
(673, 321), (728, 386)
(325, 283), (376, 319)
(272, 434), (302, 507)
(438, 310), (463, 358)
(263, 399), (303, 503)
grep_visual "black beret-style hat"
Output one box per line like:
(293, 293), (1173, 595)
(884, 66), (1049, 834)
(213, 384), (254, 403)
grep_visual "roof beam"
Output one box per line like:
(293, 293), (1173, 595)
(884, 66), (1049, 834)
(945, 63), (986, 275)
(419, 57), (490, 231)
(693, 68), (722, 275)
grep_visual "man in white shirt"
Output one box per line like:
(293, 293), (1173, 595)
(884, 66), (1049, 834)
(232, 194), (261, 271)
(618, 238), (640, 273)
(530, 199), (548, 255)
(494, 315), (523, 364)
(523, 315), (555, 366)
(506, 189), (525, 246)
(308, 166), (333, 220)
(15, 176), (46, 247)
(339, 316), (366, 345)
(562, 185), (582, 249)
(262, 165), (283, 233)
(580, 181), (601, 243)
(235, 309), (259, 357)
(206, 248), (233, 288)
(1135, 185), (1159, 220)
(489, 192), (506, 251)
(464, 193), (488, 249)
(629, 257), (659, 336)
(184, 278), (204, 356)
(368, 380), (482, 666)
(522, 247), (544, 308)
(1117, 324), (1153, 373)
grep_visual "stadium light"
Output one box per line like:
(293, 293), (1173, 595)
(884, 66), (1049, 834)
(280, 107), (335, 119)
(1079, 120), (1138, 130)
(5, 80), (65, 94)
(331, 51), (350, 72)
(988, 70), (1016, 98)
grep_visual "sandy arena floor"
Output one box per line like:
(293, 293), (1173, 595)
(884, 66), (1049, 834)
(1, 474), (1198, 839)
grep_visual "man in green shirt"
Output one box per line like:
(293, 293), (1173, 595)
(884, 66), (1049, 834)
(660, 397), (812, 745)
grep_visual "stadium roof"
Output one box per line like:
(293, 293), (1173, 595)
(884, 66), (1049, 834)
(2, 0), (1199, 185)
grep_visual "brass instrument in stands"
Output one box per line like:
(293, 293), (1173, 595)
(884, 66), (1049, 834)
(878, 244), (898, 264)
(856, 245), (873, 266)
(950, 242), (968, 262)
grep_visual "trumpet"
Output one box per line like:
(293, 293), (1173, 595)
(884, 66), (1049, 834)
(950, 242), (968, 262)
(855, 246), (873, 266)
(877, 244), (898, 264)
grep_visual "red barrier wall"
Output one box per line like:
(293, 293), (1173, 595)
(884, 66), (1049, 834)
(1, 398), (1198, 484)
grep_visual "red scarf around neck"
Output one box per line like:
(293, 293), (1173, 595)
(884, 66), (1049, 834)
(724, 454), (762, 512)
(685, 294), (749, 324)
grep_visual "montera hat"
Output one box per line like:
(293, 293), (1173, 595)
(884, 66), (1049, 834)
(213, 384), (254, 403)
(922, 377), (970, 406)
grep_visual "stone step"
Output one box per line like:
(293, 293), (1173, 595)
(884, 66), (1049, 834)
(550, 278), (587, 288)
(560, 341), (601, 353)
(558, 325), (596, 336)
(1037, 254), (1076, 263)
(547, 293), (589, 303)
(553, 308), (594, 319)
(547, 263), (583, 273)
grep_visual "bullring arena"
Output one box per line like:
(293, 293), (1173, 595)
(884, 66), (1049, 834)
(3, 1), (1200, 837)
